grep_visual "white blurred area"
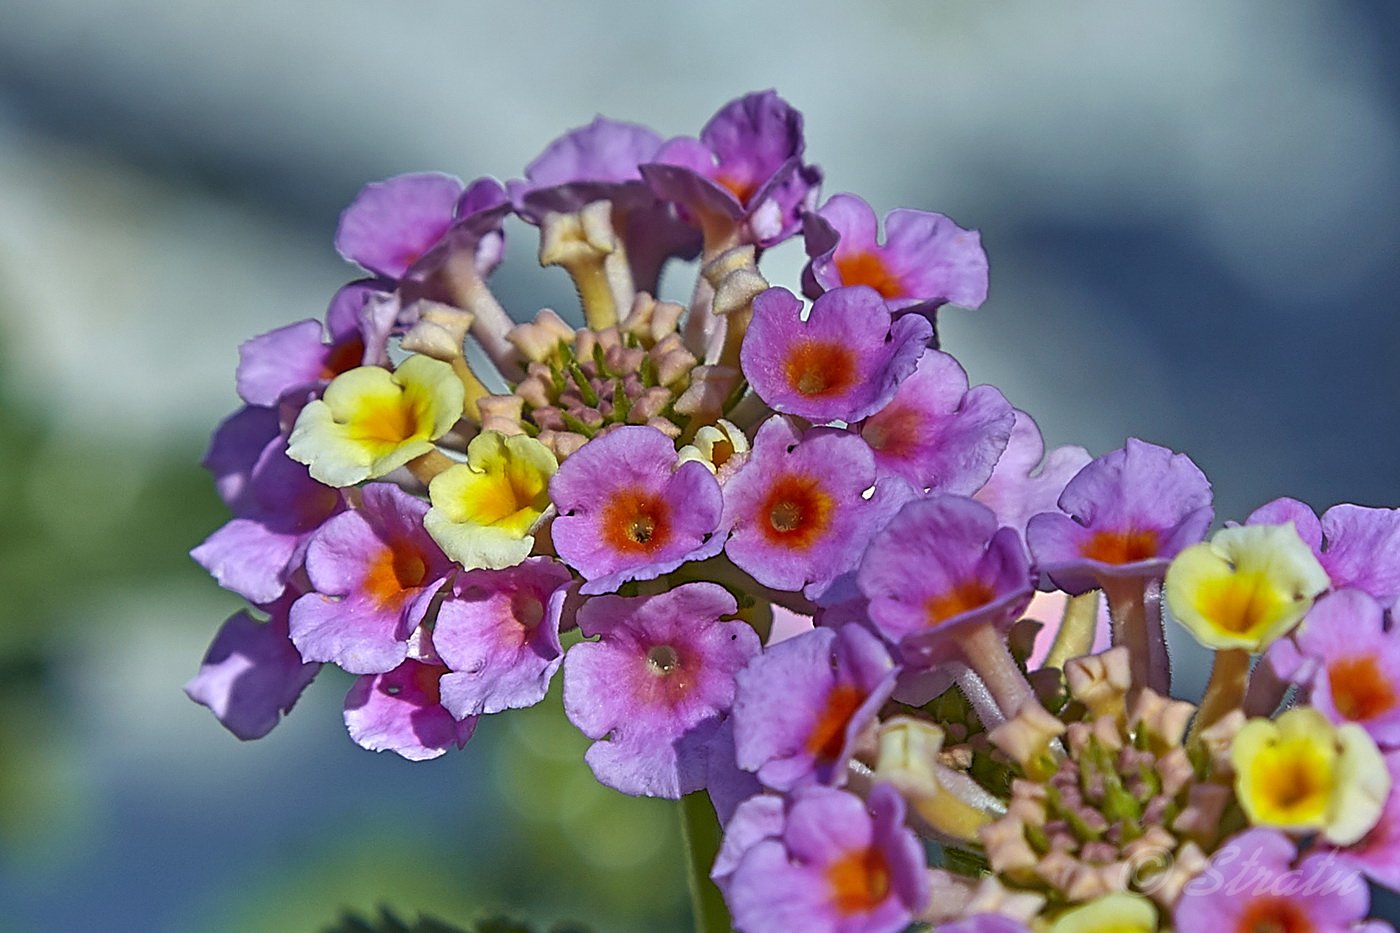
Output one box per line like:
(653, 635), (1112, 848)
(1, 1), (1398, 929)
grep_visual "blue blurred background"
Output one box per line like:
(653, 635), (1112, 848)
(1, 1), (1398, 930)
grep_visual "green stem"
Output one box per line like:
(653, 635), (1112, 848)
(679, 791), (732, 933)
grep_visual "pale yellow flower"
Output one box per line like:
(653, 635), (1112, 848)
(425, 431), (557, 570)
(1232, 706), (1390, 845)
(287, 355), (464, 487)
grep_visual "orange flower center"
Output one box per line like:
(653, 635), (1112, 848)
(321, 333), (367, 380)
(824, 845), (892, 917)
(716, 172), (758, 205)
(860, 402), (921, 459)
(1329, 655), (1398, 722)
(364, 543), (428, 610)
(757, 473), (834, 551)
(805, 682), (864, 761)
(925, 578), (996, 628)
(1080, 528), (1160, 565)
(784, 340), (858, 399)
(834, 250), (905, 300)
(600, 487), (673, 556)
(1235, 897), (1315, 933)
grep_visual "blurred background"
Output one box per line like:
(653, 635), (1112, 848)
(1, 1), (1398, 930)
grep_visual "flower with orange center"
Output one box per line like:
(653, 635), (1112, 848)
(1027, 438), (1213, 595)
(732, 624), (896, 791)
(722, 417), (887, 593)
(1279, 588), (1400, 748)
(859, 495), (1033, 665)
(1176, 828), (1371, 932)
(1166, 523), (1328, 653)
(287, 354), (464, 487)
(803, 192), (989, 315)
(550, 425), (724, 595)
(722, 785), (927, 933)
(1232, 707), (1389, 845)
(741, 285), (929, 423)
(289, 484), (454, 675)
(425, 431), (557, 571)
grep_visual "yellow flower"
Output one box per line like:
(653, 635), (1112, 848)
(1048, 892), (1157, 933)
(287, 355), (464, 487)
(1232, 706), (1389, 845)
(424, 431), (557, 570)
(1164, 523), (1328, 652)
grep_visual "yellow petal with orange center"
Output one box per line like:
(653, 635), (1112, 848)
(287, 355), (465, 487)
(1164, 523), (1329, 652)
(424, 431), (557, 570)
(1232, 707), (1390, 844)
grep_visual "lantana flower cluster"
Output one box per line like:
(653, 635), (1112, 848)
(187, 91), (1400, 932)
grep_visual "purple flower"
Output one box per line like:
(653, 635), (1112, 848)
(722, 784), (928, 933)
(192, 434), (344, 604)
(642, 90), (822, 247)
(344, 657), (476, 761)
(803, 192), (989, 318)
(855, 349), (1015, 494)
(550, 425), (725, 595)
(289, 483), (454, 674)
(1248, 498), (1400, 607)
(741, 286), (930, 424)
(721, 417), (884, 593)
(184, 593), (320, 740)
(508, 116), (698, 293)
(433, 558), (574, 718)
(562, 583), (762, 798)
(203, 405), (281, 514)
(1175, 828), (1370, 932)
(335, 172), (465, 280)
(731, 623), (895, 791)
(1275, 589), (1400, 746)
(972, 409), (1091, 542)
(1026, 438), (1213, 594)
(857, 495), (1033, 665)
(235, 281), (391, 408)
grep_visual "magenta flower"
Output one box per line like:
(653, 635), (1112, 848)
(192, 435), (343, 605)
(344, 657), (476, 761)
(289, 483), (455, 674)
(972, 409), (1091, 542)
(1273, 589), (1400, 745)
(1248, 497), (1400, 607)
(722, 784), (928, 933)
(550, 425), (725, 595)
(433, 558), (574, 718)
(722, 417), (885, 593)
(741, 286), (930, 424)
(731, 623), (895, 791)
(1175, 828), (1370, 932)
(803, 192), (989, 318)
(858, 495), (1033, 664)
(184, 592), (320, 740)
(642, 90), (822, 247)
(854, 349), (1015, 493)
(1026, 438), (1213, 594)
(562, 583), (762, 798)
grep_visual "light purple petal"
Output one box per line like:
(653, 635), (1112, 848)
(185, 601), (319, 740)
(343, 659), (476, 761)
(335, 172), (464, 278)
